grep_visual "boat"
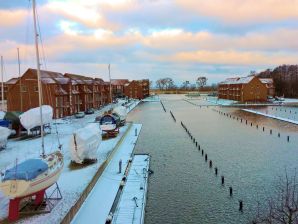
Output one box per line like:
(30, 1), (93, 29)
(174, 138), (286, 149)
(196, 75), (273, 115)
(100, 114), (118, 132)
(113, 106), (127, 126)
(0, 1), (64, 220)
(69, 123), (102, 164)
(0, 126), (11, 149)
(19, 105), (53, 135)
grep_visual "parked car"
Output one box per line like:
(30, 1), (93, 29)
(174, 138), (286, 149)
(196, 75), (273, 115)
(85, 108), (95, 115)
(75, 112), (85, 119)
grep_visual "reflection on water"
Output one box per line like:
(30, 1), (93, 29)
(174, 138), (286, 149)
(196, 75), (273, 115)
(127, 95), (298, 224)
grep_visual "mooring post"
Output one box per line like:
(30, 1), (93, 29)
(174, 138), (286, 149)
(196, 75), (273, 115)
(215, 167), (218, 175)
(135, 128), (137, 136)
(209, 160), (212, 168)
(287, 136), (290, 142)
(239, 200), (243, 212)
(205, 154), (208, 161)
(221, 176), (224, 185)
(229, 187), (233, 196)
(119, 159), (122, 174)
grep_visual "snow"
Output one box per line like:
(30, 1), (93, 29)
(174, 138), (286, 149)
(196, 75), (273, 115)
(242, 109), (298, 125)
(0, 111), (5, 120)
(19, 105), (53, 134)
(112, 154), (150, 224)
(205, 97), (237, 106)
(142, 95), (160, 102)
(71, 123), (142, 224)
(0, 100), (140, 223)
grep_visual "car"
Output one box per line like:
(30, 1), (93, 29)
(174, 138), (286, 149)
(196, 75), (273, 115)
(85, 108), (95, 115)
(75, 112), (85, 119)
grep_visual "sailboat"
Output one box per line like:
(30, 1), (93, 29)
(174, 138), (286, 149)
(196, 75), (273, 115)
(0, 0), (63, 201)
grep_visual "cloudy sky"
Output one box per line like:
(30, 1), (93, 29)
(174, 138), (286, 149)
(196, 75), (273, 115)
(1, 0), (298, 85)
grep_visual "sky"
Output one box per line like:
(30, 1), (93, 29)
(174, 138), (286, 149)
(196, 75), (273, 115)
(1, 0), (298, 85)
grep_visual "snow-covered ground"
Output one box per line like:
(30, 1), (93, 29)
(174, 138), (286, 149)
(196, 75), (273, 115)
(0, 100), (140, 223)
(71, 124), (142, 224)
(112, 154), (150, 224)
(242, 108), (298, 125)
(206, 97), (236, 106)
(142, 95), (160, 102)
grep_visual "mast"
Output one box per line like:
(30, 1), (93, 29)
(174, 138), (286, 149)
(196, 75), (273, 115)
(17, 48), (23, 111)
(32, 0), (45, 157)
(1, 56), (4, 111)
(108, 64), (112, 103)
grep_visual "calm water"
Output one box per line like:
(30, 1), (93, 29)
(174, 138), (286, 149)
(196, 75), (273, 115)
(127, 95), (298, 224)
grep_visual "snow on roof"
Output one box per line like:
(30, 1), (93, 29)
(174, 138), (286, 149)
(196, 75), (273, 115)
(260, 78), (273, 84)
(220, 76), (256, 85)
(6, 78), (19, 85)
(111, 79), (129, 85)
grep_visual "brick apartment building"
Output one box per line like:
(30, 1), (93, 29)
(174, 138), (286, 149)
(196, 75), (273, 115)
(218, 76), (273, 102)
(7, 68), (71, 118)
(6, 68), (150, 118)
(124, 79), (150, 99)
(111, 79), (129, 98)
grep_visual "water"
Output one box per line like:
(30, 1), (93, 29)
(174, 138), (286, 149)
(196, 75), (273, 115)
(127, 95), (298, 224)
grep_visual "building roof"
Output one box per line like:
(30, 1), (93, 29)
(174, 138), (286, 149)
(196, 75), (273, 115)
(260, 78), (273, 84)
(111, 79), (129, 85)
(25, 68), (70, 85)
(220, 76), (255, 85)
(6, 78), (19, 85)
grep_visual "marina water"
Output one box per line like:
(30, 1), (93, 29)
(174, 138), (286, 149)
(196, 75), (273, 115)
(128, 95), (298, 224)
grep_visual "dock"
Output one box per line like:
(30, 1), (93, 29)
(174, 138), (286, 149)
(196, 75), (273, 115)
(71, 124), (142, 224)
(112, 154), (150, 224)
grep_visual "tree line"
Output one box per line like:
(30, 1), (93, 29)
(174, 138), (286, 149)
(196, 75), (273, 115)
(258, 65), (298, 97)
(154, 76), (217, 91)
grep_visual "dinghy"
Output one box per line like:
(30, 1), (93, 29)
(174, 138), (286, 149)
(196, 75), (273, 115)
(70, 123), (102, 164)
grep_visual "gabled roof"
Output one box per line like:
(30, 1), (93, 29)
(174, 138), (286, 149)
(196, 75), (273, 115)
(111, 79), (129, 85)
(260, 78), (273, 84)
(220, 76), (255, 85)
(6, 78), (19, 85)
(25, 68), (70, 85)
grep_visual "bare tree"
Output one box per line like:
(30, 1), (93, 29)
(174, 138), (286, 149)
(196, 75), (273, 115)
(252, 170), (298, 224)
(196, 77), (207, 89)
(156, 78), (175, 90)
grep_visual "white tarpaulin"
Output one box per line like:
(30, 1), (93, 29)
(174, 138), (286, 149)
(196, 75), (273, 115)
(0, 127), (11, 148)
(113, 106), (127, 121)
(19, 105), (53, 134)
(0, 111), (5, 120)
(70, 123), (102, 164)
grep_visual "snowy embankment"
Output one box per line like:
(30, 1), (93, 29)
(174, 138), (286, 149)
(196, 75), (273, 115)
(242, 109), (298, 125)
(0, 100), (140, 223)
(112, 154), (150, 224)
(71, 124), (142, 224)
(142, 95), (160, 102)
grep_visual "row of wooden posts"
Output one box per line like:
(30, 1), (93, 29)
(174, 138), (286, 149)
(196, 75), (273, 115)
(213, 109), (291, 142)
(160, 101), (244, 212)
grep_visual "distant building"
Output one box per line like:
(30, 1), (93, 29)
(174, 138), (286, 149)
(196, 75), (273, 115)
(111, 79), (129, 99)
(260, 78), (275, 97)
(6, 68), (150, 118)
(7, 68), (70, 118)
(124, 79), (150, 99)
(218, 76), (272, 102)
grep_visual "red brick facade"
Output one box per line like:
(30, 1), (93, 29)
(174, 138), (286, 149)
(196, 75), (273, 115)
(218, 76), (273, 102)
(6, 68), (150, 118)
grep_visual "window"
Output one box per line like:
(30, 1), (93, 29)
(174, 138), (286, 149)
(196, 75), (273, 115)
(21, 85), (28, 92)
(34, 86), (39, 92)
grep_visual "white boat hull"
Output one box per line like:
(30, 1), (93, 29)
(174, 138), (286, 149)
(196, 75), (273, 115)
(100, 124), (117, 132)
(0, 151), (63, 199)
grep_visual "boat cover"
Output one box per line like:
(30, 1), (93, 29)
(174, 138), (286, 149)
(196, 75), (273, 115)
(3, 159), (48, 181)
(0, 126), (11, 148)
(113, 106), (127, 121)
(70, 123), (102, 164)
(19, 105), (53, 134)
(0, 111), (5, 120)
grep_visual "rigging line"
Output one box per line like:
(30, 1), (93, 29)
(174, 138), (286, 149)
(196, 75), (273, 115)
(36, 7), (47, 70)
(24, 0), (32, 69)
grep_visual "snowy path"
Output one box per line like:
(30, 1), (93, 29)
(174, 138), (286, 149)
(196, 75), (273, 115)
(242, 109), (298, 125)
(112, 154), (150, 224)
(71, 123), (142, 224)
